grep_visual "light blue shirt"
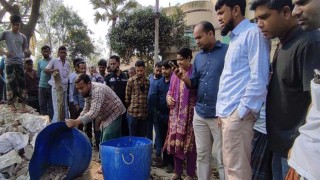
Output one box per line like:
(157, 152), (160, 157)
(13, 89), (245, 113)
(216, 19), (270, 118)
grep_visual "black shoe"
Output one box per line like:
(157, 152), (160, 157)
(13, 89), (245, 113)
(152, 156), (163, 167)
(166, 164), (174, 173)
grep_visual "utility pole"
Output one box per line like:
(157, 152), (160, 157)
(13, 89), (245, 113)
(154, 0), (160, 64)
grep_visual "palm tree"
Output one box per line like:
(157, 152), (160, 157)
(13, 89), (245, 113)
(90, 0), (138, 28)
(90, 0), (138, 57)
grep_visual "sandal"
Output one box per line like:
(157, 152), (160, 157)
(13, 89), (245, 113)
(171, 173), (182, 180)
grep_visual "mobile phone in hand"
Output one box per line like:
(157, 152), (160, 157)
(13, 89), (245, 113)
(168, 61), (178, 69)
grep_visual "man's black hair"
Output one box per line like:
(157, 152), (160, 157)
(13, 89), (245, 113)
(198, 21), (215, 35)
(58, 45), (67, 52)
(161, 60), (171, 69)
(177, 48), (193, 60)
(76, 61), (86, 68)
(250, 0), (294, 11)
(135, 60), (145, 67)
(73, 57), (84, 67)
(41, 45), (51, 51)
(110, 55), (120, 64)
(155, 62), (162, 68)
(25, 59), (33, 64)
(10, 14), (21, 24)
(75, 73), (91, 84)
(215, 0), (247, 16)
(98, 59), (107, 67)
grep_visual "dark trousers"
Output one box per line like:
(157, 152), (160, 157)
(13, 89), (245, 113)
(0, 76), (6, 101)
(174, 144), (196, 176)
(39, 87), (53, 120)
(155, 113), (173, 166)
(127, 113), (147, 137)
(146, 108), (157, 141)
(121, 113), (129, 136)
(27, 96), (40, 112)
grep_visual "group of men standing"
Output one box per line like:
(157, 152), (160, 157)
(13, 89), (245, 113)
(1, 0), (320, 179)
(171, 0), (320, 179)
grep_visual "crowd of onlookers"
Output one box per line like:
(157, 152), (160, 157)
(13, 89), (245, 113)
(1, 0), (320, 179)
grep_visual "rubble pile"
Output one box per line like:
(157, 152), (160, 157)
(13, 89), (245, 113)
(0, 104), (49, 180)
(40, 165), (69, 180)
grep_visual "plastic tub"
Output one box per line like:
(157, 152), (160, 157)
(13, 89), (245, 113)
(29, 122), (92, 180)
(100, 136), (152, 180)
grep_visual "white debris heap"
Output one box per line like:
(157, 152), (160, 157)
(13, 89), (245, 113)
(0, 104), (49, 180)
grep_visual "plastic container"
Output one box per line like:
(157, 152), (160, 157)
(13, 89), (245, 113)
(29, 122), (92, 180)
(100, 136), (152, 180)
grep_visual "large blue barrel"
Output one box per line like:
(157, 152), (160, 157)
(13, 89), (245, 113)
(29, 122), (92, 180)
(100, 136), (152, 180)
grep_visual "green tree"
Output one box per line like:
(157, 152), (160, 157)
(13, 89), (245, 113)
(108, 7), (189, 65)
(90, 0), (138, 28)
(49, 5), (95, 60)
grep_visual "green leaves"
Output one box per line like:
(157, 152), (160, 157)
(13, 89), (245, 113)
(108, 6), (190, 65)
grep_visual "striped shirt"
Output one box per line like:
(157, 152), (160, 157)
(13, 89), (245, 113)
(125, 75), (149, 119)
(79, 82), (126, 129)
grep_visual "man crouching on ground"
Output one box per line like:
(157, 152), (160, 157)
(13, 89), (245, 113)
(66, 73), (126, 172)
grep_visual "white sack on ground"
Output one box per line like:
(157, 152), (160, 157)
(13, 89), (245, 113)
(0, 132), (28, 153)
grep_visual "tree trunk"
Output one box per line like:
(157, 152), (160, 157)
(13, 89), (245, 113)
(0, 0), (42, 43)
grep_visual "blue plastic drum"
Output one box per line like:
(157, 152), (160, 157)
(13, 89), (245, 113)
(29, 122), (92, 180)
(100, 136), (152, 180)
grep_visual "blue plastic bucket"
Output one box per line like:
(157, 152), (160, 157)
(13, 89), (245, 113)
(29, 122), (92, 180)
(100, 136), (152, 180)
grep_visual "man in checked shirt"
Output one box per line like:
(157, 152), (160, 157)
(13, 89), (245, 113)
(66, 73), (126, 143)
(125, 60), (150, 137)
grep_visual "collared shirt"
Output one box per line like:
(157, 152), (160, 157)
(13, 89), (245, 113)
(46, 57), (70, 91)
(148, 74), (162, 111)
(79, 82), (126, 129)
(125, 75), (149, 119)
(190, 41), (228, 119)
(266, 27), (320, 157)
(156, 76), (170, 115)
(105, 71), (128, 105)
(216, 19), (270, 118)
(37, 58), (51, 88)
(68, 72), (78, 102)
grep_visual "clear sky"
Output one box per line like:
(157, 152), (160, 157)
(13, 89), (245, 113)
(63, 0), (192, 56)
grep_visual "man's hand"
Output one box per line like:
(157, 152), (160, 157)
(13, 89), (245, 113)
(76, 105), (80, 111)
(66, 119), (82, 128)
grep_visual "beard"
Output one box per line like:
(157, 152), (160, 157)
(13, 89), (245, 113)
(155, 74), (161, 79)
(221, 18), (234, 36)
(113, 66), (119, 74)
(82, 92), (90, 98)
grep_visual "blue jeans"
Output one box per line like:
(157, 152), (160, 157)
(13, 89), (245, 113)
(127, 113), (147, 137)
(272, 152), (289, 180)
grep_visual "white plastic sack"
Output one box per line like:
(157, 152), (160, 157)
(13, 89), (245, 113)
(0, 173), (8, 180)
(0, 150), (22, 170)
(0, 132), (29, 153)
(16, 114), (48, 133)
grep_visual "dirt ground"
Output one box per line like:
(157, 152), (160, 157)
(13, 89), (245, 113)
(74, 149), (219, 180)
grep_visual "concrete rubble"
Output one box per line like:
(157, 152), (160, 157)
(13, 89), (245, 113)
(0, 104), (49, 180)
